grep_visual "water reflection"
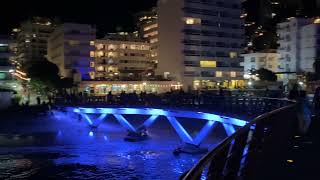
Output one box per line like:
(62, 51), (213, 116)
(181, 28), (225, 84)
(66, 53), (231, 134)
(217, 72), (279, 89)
(0, 112), (224, 179)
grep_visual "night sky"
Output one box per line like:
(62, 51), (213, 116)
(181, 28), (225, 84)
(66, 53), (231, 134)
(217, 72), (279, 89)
(1, 0), (157, 37)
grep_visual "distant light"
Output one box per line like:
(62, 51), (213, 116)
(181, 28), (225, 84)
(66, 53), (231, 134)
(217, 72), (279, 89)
(314, 18), (320, 24)
(9, 69), (14, 73)
(244, 74), (251, 79)
(287, 159), (294, 163)
(142, 82), (147, 86)
(89, 131), (94, 137)
(248, 81), (253, 86)
(12, 28), (20, 32)
(298, 81), (303, 85)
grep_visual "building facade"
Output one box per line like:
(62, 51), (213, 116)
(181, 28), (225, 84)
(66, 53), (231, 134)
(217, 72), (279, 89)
(47, 23), (96, 81)
(277, 17), (319, 83)
(300, 22), (320, 72)
(17, 17), (56, 65)
(0, 36), (13, 84)
(80, 80), (182, 94)
(136, 8), (159, 66)
(242, 52), (280, 74)
(94, 33), (154, 80)
(140, 0), (245, 90)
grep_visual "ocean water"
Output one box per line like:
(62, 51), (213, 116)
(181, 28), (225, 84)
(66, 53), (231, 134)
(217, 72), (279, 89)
(0, 110), (227, 180)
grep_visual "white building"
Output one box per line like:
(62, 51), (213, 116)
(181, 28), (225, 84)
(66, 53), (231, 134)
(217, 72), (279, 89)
(138, 0), (245, 90)
(300, 21), (320, 72)
(242, 51), (280, 74)
(17, 17), (56, 64)
(136, 8), (159, 65)
(277, 17), (313, 82)
(47, 23), (96, 81)
(0, 36), (13, 83)
(94, 33), (154, 80)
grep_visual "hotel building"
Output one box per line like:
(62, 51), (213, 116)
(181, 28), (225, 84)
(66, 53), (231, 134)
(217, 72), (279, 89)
(138, 0), (245, 90)
(47, 23), (96, 81)
(16, 17), (56, 65)
(277, 17), (320, 83)
(242, 51), (280, 74)
(93, 32), (155, 80)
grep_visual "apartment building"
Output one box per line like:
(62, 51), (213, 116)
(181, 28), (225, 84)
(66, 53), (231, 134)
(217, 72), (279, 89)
(17, 17), (56, 65)
(0, 36), (13, 82)
(138, 0), (245, 90)
(242, 51), (280, 74)
(277, 17), (318, 83)
(300, 21), (320, 72)
(94, 32), (154, 80)
(47, 23), (96, 81)
(136, 8), (159, 65)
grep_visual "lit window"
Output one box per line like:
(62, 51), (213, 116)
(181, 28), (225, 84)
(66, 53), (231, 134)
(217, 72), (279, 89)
(144, 31), (158, 38)
(108, 44), (116, 50)
(144, 23), (158, 31)
(229, 52), (238, 58)
(69, 40), (80, 46)
(216, 71), (223, 77)
(120, 44), (128, 49)
(90, 51), (95, 57)
(96, 44), (104, 50)
(184, 17), (201, 25)
(97, 51), (104, 57)
(150, 38), (158, 43)
(200, 61), (216, 68)
(90, 41), (95, 46)
(141, 45), (150, 50)
(314, 18), (320, 24)
(164, 72), (170, 79)
(107, 52), (116, 58)
(96, 66), (104, 72)
(89, 72), (95, 79)
(230, 71), (237, 77)
(90, 62), (95, 68)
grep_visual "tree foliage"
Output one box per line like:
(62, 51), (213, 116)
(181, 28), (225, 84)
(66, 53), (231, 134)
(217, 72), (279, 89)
(26, 59), (73, 95)
(252, 68), (277, 82)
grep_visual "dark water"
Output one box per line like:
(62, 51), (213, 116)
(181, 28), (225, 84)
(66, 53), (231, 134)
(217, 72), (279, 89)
(0, 110), (227, 180)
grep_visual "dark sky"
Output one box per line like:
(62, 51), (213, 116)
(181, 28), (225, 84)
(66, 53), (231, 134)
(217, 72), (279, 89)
(1, 0), (157, 37)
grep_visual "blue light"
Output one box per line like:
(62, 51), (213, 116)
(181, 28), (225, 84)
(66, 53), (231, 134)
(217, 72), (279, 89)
(89, 131), (94, 137)
(70, 107), (247, 145)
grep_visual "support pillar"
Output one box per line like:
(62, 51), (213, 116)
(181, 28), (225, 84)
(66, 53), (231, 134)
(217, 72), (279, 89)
(167, 116), (217, 155)
(113, 114), (159, 142)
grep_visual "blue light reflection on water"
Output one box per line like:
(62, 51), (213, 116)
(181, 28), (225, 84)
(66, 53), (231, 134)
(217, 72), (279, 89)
(0, 110), (230, 180)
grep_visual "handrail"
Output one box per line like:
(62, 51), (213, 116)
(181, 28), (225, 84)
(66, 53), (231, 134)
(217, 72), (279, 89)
(182, 101), (297, 179)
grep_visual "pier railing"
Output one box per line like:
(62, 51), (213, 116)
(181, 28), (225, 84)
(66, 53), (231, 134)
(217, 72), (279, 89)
(55, 94), (292, 119)
(181, 99), (297, 180)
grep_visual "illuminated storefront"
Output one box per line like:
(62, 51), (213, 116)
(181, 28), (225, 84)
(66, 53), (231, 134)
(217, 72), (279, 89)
(80, 81), (182, 94)
(193, 80), (245, 90)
